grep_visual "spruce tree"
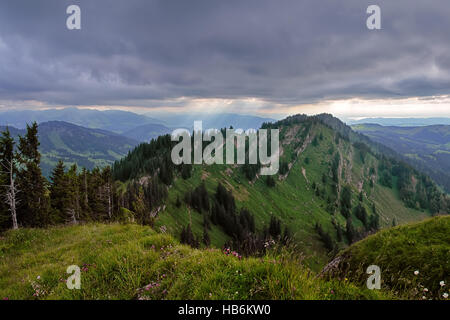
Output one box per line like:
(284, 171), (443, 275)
(340, 185), (352, 218)
(16, 122), (49, 227)
(345, 217), (356, 244)
(202, 225), (210, 247)
(49, 160), (69, 224)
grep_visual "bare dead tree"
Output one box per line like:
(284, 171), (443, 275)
(1, 158), (19, 230)
(107, 184), (112, 219)
(66, 208), (77, 225)
(104, 177), (112, 220)
(84, 170), (88, 207)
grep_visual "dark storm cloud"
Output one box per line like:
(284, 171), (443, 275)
(0, 0), (450, 107)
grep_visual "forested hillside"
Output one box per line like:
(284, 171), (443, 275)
(112, 114), (449, 267)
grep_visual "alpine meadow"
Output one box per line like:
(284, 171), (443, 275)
(0, 113), (448, 301)
(0, 0), (449, 308)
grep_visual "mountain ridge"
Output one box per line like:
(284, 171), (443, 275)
(112, 113), (449, 268)
(1, 121), (138, 177)
(348, 117), (450, 127)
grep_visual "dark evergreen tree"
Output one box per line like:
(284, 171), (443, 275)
(265, 175), (275, 187)
(340, 185), (352, 218)
(175, 195), (182, 208)
(202, 225), (210, 247)
(268, 215), (282, 239)
(354, 203), (368, 230)
(16, 122), (49, 227)
(67, 164), (81, 223)
(279, 161), (289, 175)
(345, 218), (356, 244)
(49, 160), (70, 224)
(368, 212), (380, 231)
(315, 223), (335, 252)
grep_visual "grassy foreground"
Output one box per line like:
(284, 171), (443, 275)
(0, 223), (386, 300)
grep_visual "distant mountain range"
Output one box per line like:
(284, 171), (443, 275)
(0, 108), (275, 142)
(348, 117), (450, 127)
(0, 108), (277, 175)
(122, 123), (173, 142)
(0, 108), (164, 134)
(353, 123), (450, 193)
(0, 121), (138, 177)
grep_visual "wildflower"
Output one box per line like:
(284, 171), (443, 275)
(414, 270), (419, 275)
(2, 297), (8, 300)
(440, 281), (445, 287)
(330, 290), (334, 294)
(423, 288), (428, 292)
(36, 276), (41, 280)
(422, 296), (426, 300)
(443, 293), (448, 299)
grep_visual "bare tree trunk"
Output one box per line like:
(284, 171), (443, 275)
(67, 208), (77, 224)
(75, 189), (80, 219)
(84, 171), (88, 207)
(9, 160), (18, 230)
(108, 189), (111, 219)
(107, 181), (112, 219)
(2, 159), (18, 229)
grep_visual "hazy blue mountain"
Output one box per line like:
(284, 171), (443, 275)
(122, 123), (172, 142)
(144, 112), (275, 130)
(0, 121), (138, 177)
(0, 108), (164, 134)
(353, 123), (450, 193)
(348, 117), (450, 127)
(0, 108), (275, 138)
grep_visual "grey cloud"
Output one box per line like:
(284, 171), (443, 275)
(0, 0), (449, 107)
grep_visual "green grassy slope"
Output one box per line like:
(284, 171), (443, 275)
(321, 216), (449, 300)
(0, 223), (386, 300)
(148, 120), (428, 270)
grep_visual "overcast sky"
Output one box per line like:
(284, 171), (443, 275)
(0, 0), (450, 119)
